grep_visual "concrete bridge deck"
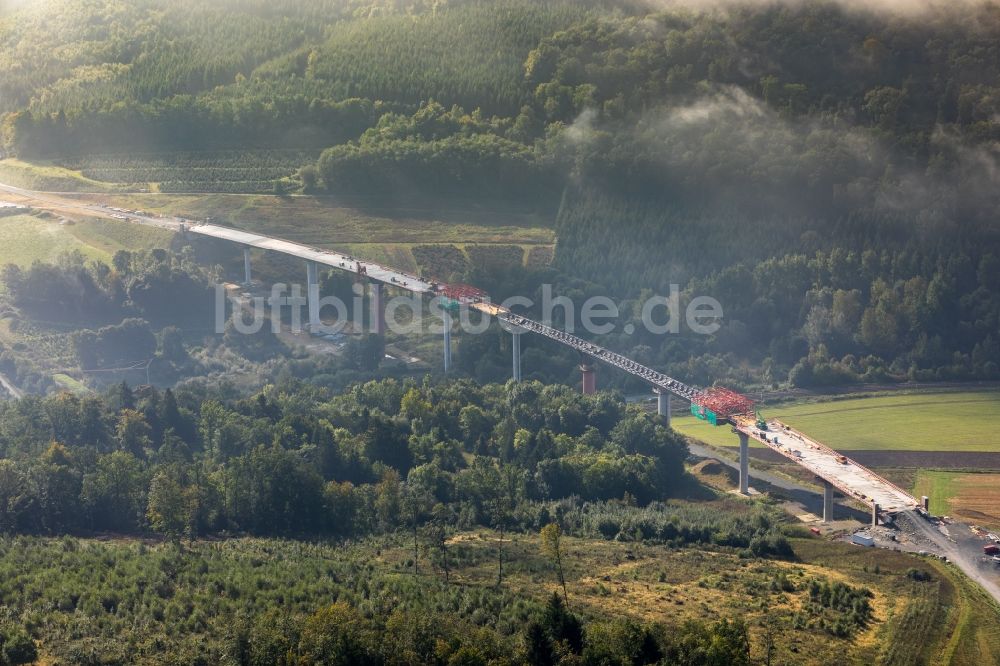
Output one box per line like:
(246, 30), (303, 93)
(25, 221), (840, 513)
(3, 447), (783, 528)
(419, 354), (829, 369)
(187, 223), (435, 293)
(732, 415), (918, 513)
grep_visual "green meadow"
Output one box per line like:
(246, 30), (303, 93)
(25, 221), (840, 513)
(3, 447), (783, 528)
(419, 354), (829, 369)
(673, 391), (1000, 453)
(0, 214), (174, 268)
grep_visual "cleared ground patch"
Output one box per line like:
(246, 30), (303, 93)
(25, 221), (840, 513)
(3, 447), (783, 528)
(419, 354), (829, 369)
(674, 391), (1000, 453)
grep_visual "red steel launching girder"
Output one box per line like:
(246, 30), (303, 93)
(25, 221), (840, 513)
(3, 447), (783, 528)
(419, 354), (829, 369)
(694, 387), (755, 418)
(438, 282), (488, 303)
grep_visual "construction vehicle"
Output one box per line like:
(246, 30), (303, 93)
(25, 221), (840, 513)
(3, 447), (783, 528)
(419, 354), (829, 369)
(755, 411), (768, 431)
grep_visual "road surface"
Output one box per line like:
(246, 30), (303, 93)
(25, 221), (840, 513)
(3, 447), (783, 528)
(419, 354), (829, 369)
(900, 510), (1000, 604)
(733, 415), (917, 513)
(688, 441), (1000, 605)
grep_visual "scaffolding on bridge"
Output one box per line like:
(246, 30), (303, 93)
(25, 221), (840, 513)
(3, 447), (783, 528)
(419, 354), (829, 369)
(692, 387), (755, 425)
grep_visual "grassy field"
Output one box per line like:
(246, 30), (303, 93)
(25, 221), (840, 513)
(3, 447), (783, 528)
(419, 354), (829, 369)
(115, 192), (556, 276)
(0, 158), (121, 192)
(674, 391), (1000, 453)
(913, 470), (1000, 529)
(1, 524), (996, 665)
(793, 537), (1000, 665)
(52, 373), (91, 395)
(3, 159), (557, 278)
(65, 191), (558, 275)
(0, 214), (174, 268)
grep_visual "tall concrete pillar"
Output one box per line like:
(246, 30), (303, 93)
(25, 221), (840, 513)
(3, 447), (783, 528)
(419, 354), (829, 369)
(738, 431), (749, 495)
(580, 363), (596, 395)
(243, 247), (252, 286)
(443, 309), (452, 373)
(655, 388), (671, 427)
(370, 282), (385, 336)
(306, 261), (320, 332)
(823, 480), (834, 523)
(872, 503), (880, 528)
(511, 331), (522, 382)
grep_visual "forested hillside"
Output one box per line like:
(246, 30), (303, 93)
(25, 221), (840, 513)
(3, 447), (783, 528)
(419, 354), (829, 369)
(2, 0), (1000, 388)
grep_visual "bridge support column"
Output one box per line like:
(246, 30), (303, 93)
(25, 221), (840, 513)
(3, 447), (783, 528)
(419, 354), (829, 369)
(306, 261), (320, 332)
(654, 388), (671, 427)
(580, 363), (596, 395)
(738, 431), (749, 495)
(243, 247), (252, 286)
(872, 503), (880, 528)
(511, 331), (522, 382)
(370, 282), (385, 336)
(823, 480), (834, 523)
(443, 310), (452, 373)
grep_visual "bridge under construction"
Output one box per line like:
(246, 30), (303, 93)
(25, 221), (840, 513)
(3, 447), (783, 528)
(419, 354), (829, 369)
(184, 220), (920, 524)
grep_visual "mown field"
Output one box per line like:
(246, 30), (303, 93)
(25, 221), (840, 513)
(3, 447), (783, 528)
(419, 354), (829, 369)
(674, 391), (1000, 453)
(0, 523), (996, 666)
(0, 214), (174, 268)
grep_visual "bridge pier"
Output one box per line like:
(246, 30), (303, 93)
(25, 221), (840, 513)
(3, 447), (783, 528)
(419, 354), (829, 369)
(511, 331), (522, 382)
(243, 247), (252, 286)
(654, 388), (671, 427)
(580, 362), (596, 395)
(306, 260), (320, 332)
(370, 282), (385, 336)
(738, 431), (749, 495)
(443, 310), (452, 373)
(872, 503), (880, 528)
(822, 480), (834, 523)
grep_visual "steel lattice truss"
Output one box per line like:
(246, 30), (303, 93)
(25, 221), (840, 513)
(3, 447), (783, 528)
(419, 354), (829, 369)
(493, 310), (704, 402)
